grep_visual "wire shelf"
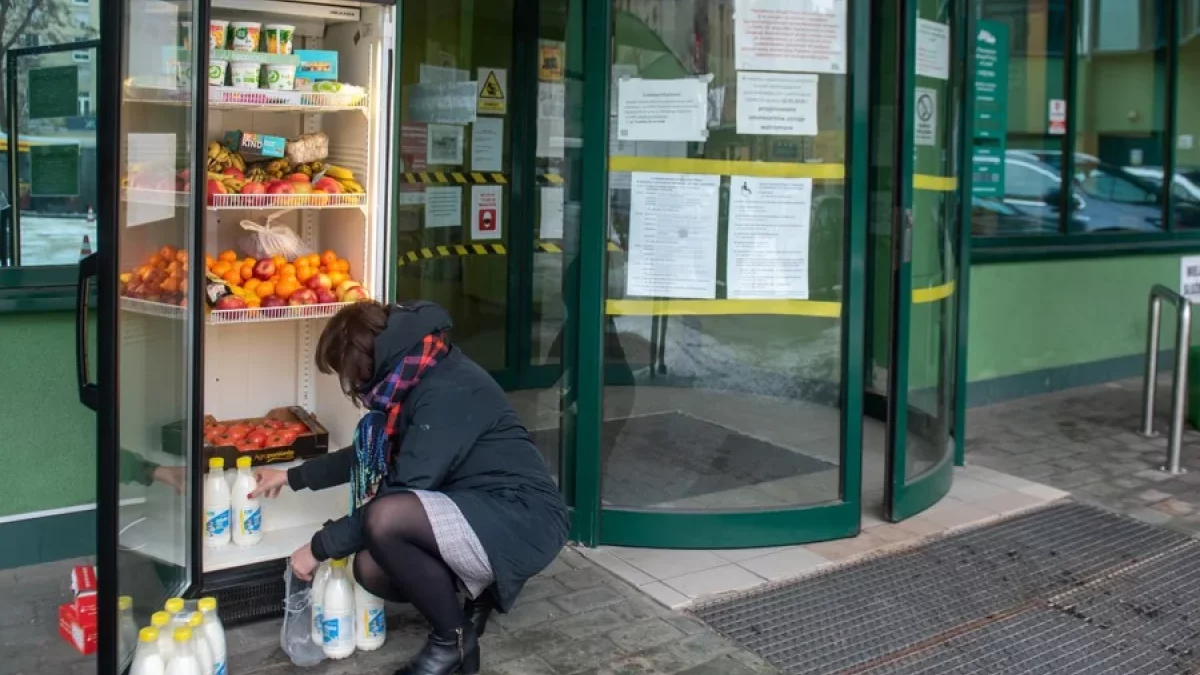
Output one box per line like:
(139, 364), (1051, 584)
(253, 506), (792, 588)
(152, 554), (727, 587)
(122, 188), (190, 206)
(120, 297), (353, 324)
(124, 85), (367, 113)
(208, 191), (367, 210)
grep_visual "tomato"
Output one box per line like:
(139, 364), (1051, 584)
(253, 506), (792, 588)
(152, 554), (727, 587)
(279, 430), (299, 445)
(246, 430), (270, 447)
(225, 425), (250, 442)
(265, 433), (290, 448)
(284, 422), (308, 434)
(236, 440), (261, 453)
(210, 432), (236, 447)
(262, 419), (286, 430)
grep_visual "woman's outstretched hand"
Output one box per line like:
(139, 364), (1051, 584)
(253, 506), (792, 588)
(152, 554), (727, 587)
(251, 467), (289, 498)
(291, 543), (318, 581)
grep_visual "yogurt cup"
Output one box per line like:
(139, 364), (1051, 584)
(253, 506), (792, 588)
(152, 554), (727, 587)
(208, 60), (228, 86)
(229, 61), (262, 89)
(264, 63), (296, 91)
(263, 24), (295, 55)
(209, 19), (228, 50)
(229, 21), (261, 52)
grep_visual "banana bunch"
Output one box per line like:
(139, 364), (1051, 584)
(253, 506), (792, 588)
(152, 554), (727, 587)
(206, 141), (246, 173)
(253, 158), (292, 180)
(246, 166), (268, 182)
(208, 170), (246, 194)
(324, 165), (364, 193)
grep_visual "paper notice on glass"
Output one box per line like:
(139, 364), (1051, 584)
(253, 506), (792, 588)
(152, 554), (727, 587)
(627, 173), (720, 299)
(616, 78), (709, 142)
(420, 64), (468, 84)
(407, 82), (477, 125)
(611, 64), (639, 115)
(425, 186), (462, 229)
(914, 87), (938, 146)
(726, 176), (812, 299)
(427, 124), (464, 165)
(736, 72), (818, 136)
(537, 83), (566, 158)
(470, 117), (503, 172)
(915, 19), (950, 80)
(540, 186), (566, 239)
(733, 0), (847, 74)
(471, 185), (504, 241)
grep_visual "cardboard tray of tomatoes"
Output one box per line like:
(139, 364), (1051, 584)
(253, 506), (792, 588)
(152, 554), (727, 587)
(161, 406), (330, 470)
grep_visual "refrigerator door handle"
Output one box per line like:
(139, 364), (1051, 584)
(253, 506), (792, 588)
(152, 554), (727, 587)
(76, 251), (99, 411)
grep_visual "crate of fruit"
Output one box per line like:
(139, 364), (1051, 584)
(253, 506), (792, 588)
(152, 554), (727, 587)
(161, 406), (330, 469)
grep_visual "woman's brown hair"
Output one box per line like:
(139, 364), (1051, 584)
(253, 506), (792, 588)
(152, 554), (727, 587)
(315, 300), (389, 400)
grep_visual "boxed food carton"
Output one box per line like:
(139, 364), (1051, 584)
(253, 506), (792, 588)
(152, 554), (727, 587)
(296, 49), (338, 82)
(222, 129), (286, 160)
(162, 406), (330, 469)
(58, 603), (97, 655)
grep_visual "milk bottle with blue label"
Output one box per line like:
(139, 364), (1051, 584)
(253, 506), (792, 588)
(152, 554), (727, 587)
(203, 458), (231, 548)
(197, 598), (227, 675)
(354, 579), (386, 651)
(231, 457), (263, 546)
(321, 558), (355, 659)
(186, 613), (215, 675)
(310, 561), (331, 645)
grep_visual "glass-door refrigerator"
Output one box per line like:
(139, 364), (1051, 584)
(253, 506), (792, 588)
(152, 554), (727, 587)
(84, 1), (397, 672)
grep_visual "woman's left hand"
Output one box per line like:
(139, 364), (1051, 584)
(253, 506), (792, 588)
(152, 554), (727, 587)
(291, 543), (319, 581)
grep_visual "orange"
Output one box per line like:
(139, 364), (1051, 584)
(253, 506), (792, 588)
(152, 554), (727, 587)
(159, 245), (177, 261)
(222, 270), (242, 287)
(210, 261), (232, 277)
(334, 259), (350, 273)
(275, 278), (300, 299)
(244, 278), (261, 293)
(219, 250), (238, 262)
(175, 250), (188, 264)
(179, 278), (188, 294)
(280, 263), (297, 278)
(160, 277), (179, 293)
(255, 281), (276, 298)
(320, 250), (338, 267)
(245, 296), (261, 308)
(240, 264), (255, 281)
(166, 261), (182, 278)
(148, 254), (165, 268)
(329, 271), (349, 287)
(296, 266), (316, 283)
(271, 254), (287, 268)
(205, 254), (215, 269)
(308, 253), (321, 267)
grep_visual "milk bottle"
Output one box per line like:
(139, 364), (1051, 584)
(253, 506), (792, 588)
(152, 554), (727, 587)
(231, 457), (263, 546)
(321, 558), (355, 659)
(204, 457), (231, 548)
(165, 597), (188, 626)
(197, 598), (227, 675)
(119, 595), (139, 660)
(165, 628), (203, 675)
(354, 580), (386, 651)
(310, 561), (332, 645)
(130, 627), (166, 675)
(186, 613), (215, 675)
(151, 611), (176, 662)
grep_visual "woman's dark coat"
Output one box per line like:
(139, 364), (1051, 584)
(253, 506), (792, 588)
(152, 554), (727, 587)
(286, 301), (568, 612)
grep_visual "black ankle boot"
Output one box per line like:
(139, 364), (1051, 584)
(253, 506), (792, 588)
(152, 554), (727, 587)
(394, 622), (480, 675)
(463, 595), (495, 637)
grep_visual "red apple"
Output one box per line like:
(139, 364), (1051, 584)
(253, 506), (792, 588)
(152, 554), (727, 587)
(261, 295), (287, 308)
(286, 173), (313, 183)
(334, 280), (362, 301)
(312, 176), (342, 194)
(240, 181), (266, 195)
(315, 288), (337, 304)
(213, 295), (248, 310)
(306, 273), (332, 291)
(288, 288), (318, 306)
(253, 259), (276, 281)
(206, 179), (227, 205)
(342, 286), (370, 302)
(266, 181), (294, 195)
(222, 167), (245, 179)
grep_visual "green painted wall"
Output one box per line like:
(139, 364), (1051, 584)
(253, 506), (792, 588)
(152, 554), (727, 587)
(0, 311), (95, 517)
(967, 254), (1189, 382)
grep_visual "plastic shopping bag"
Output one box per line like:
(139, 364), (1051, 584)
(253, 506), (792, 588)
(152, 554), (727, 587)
(281, 566), (326, 667)
(239, 219), (312, 261)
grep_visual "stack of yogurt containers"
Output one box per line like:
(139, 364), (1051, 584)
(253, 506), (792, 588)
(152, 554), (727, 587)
(208, 19), (297, 92)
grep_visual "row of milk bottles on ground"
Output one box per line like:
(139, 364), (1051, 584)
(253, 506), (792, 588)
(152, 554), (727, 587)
(204, 457), (263, 548)
(123, 596), (228, 675)
(312, 557), (387, 658)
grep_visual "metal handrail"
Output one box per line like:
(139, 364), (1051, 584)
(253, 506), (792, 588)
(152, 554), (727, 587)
(1141, 284), (1192, 474)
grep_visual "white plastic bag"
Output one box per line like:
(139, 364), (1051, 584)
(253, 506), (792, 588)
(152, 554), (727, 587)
(239, 218), (312, 260)
(281, 567), (326, 667)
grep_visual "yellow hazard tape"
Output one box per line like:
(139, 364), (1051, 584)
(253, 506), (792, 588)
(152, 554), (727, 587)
(912, 174), (958, 192)
(399, 172), (568, 186)
(609, 156), (956, 193)
(606, 281), (955, 316)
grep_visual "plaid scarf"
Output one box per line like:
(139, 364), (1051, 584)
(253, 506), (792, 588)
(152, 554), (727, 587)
(351, 331), (450, 510)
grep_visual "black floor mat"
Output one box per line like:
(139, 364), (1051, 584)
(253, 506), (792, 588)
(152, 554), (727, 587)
(691, 502), (1200, 675)
(531, 412), (834, 507)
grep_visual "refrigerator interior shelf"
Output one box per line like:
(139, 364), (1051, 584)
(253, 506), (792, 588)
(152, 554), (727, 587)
(122, 188), (190, 207)
(121, 297), (355, 324)
(125, 85), (368, 113)
(209, 192), (368, 210)
(204, 522), (327, 572)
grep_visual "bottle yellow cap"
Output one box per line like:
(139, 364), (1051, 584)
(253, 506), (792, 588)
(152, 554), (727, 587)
(236, 456), (252, 469)
(150, 611), (170, 628)
(164, 597), (185, 613)
(188, 612), (203, 628)
(331, 558), (346, 568)
(209, 457), (225, 469)
(198, 597), (217, 613)
(139, 627), (158, 643)
(173, 627), (192, 643)
(118, 595), (133, 611)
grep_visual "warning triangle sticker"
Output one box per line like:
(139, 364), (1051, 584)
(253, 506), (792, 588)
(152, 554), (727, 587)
(480, 71), (504, 99)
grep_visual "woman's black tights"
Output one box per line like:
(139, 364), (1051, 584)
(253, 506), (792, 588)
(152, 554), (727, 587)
(354, 492), (463, 636)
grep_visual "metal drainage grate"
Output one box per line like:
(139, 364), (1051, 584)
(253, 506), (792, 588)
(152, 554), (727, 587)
(691, 502), (1200, 675)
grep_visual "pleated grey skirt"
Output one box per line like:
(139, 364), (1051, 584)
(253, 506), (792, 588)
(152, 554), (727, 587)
(409, 489), (495, 599)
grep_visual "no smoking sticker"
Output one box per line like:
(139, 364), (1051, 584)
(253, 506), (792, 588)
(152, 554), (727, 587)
(914, 87), (937, 147)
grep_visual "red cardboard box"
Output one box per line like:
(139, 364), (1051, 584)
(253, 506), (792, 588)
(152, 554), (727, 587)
(69, 565), (97, 620)
(58, 603), (97, 655)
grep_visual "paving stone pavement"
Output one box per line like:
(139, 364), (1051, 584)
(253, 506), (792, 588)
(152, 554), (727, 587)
(967, 377), (1200, 537)
(0, 552), (779, 675)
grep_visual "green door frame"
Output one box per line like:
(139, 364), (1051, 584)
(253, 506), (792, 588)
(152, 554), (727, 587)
(565, 0), (874, 549)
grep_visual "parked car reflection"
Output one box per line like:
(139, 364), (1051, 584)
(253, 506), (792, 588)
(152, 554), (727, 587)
(972, 150), (1200, 235)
